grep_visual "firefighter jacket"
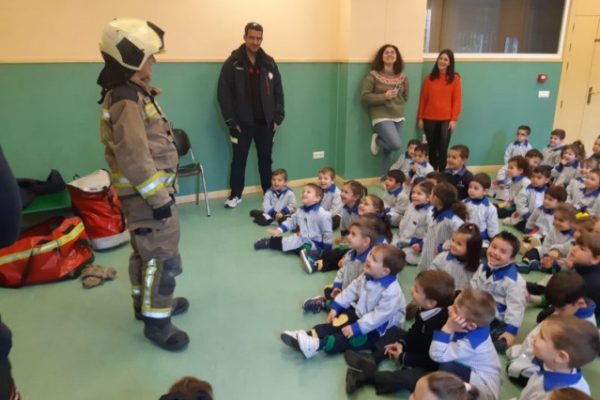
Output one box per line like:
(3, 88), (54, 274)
(100, 82), (178, 209)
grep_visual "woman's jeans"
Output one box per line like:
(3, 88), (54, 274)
(374, 120), (403, 174)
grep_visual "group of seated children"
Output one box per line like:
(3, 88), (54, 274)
(248, 132), (600, 399)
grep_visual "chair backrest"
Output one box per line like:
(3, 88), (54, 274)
(172, 129), (191, 157)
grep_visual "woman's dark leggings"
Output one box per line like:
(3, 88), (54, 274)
(422, 119), (451, 171)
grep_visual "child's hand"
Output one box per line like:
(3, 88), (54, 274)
(548, 250), (560, 260)
(499, 201), (509, 209)
(511, 212), (520, 219)
(331, 288), (342, 298)
(411, 164), (417, 172)
(411, 243), (421, 253)
(442, 313), (468, 334)
(541, 256), (554, 269)
(341, 325), (354, 338)
(384, 343), (404, 361)
(498, 184), (505, 190)
(337, 255), (347, 269)
(335, 236), (345, 245)
(326, 310), (337, 324)
(499, 332), (516, 348)
(275, 211), (283, 220)
(267, 228), (281, 236)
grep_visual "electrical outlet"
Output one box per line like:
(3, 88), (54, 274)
(312, 151), (325, 159)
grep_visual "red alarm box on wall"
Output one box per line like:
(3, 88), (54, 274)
(538, 74), (548, 83)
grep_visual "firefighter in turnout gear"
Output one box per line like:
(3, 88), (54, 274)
(98, 18), (189, 351)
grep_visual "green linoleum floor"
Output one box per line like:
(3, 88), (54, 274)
(2, 186), (599, 399)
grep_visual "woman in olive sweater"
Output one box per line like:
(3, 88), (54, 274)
(361, 44), (409, 175)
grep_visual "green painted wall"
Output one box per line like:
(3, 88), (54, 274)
(0, 61), (561, 196)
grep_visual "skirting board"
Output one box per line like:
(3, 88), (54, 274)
(175, 165), (503, 204)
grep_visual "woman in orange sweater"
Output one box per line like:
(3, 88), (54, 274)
(417, 49), (462, 171)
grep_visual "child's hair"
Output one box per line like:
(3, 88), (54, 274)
(375, 244), (406, 275)
(562, 140), (586, 161)
(449, 144), (469, 160)
(454, 287), (496, 327)
(492, 231), (520, 257)
(554, 203), (577, 224)
(588, 168), (600, 183)
(525, 148), (543, 161)
(344, 180), (367, 199)
(532, 165), (552, 179)
(576, 232), (600, 257)
(352, 217), (381, 245)
(415, 270), (455, 308)
(508, 155), (531, 177)
(360, 201), (393, 243)
(420, 371), (479, 400)
(305, 183), (324, 200)
(546, 185), (567, 203)
(550, 388), (594, 400)
(425, 171), (447, 185)
(582, 157), (598, 170)
(407, 138), (421, 148)
(541, 315), (600, 368)
(545, 271), (586, 309)
(471, 173), (491, 190)
(455, 223), (483, 273)
(551, 128), (566, 141)
(272, 168), (288, 180)
(432, 182), (469, 221)
(575, 215), (599, 235)
(414, 143), (429, 156)
(413, 180), (435, 198)
(517, 125), (532, 135)
(160, 377), (213, 400)
(319, 166), (336, 179)
(386, 169), (406, 184)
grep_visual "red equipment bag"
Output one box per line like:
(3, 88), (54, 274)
(67, 170), (129, 250)
(0, 216), (94, 288)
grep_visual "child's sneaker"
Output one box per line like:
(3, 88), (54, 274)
(280, 330), (302, 352)
(299, 249), (316, 273)
(302, 296), (326, 313)
(297, 330), (320, 359)
(254, 238), (271, 250)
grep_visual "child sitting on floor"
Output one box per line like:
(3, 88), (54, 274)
(521, 185), (567, 246)
(573, 168), (600, 217)
(318, 167), (343, 230)
(470, 231), (527, 352)
(249, 168), (296, 226)
(390, 138), (421, 177)
(497, 155), (531, 218)
(344, 270), (454, 395)
(551, 141), (586, 187)
(410, 371), (481, 400)
(492, 125), (532, 200)
(443, 144), (473, 200)
(541, 128), (566, 167)
(464, 173), (499, 249)
(383, 169), (409, 226)
(518, 315), (599, 399)
(429, 287), (501, 400)
(280, 244), (406, 359)
(504, 165), (551, 231)
(408, 143), (434, 184)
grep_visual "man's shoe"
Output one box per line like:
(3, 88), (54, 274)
(135, 297), (190, 321)
(299, 249), (316, 274)
(254, 238), (271, 250)
(344, 350), (378, 373)
(302, 295), (326, 314)
(224, 196), (242, 208)
(370, 133), (380, 155)
(297, 330), (320, 359)
(280, 330), (302, 352)
(346, 368), (365, 395)
(143, 318), (189, 351)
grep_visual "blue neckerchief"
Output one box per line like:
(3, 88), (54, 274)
(513, 140), (529, 147)
(415, 202), (432, 211)
(453, 325), (490, 349)
(483, 262), (518, 281)
(374, 235), (386, 245)
(268, 186), (290, 197)
(444, 166), (466, 176)
(559, 229), (574, 237)
(538, 365), (583, 392)
(403, 151), (412, 161)
(555, 160), (579, 173)
(343, 200), (360, 215)
(433, 208), (454, 223)
(348, 246), (371, 262)
(387, 185), (403, 196)
(365, 274), (397, 288)
(324, 184), (337, 194)
(465, 196), (490, 206)
(512, 175), (525, 183)
(446, 252), (465, 263)
(417, 160), (428, 167)
(548, 145), (564, 152)
(538, 206), (554, 215)
(582, 187), (600, 198)
(576, 177), (584, 183)
(574, 302), (596, 320)
(301, 202), (320, 213)
(527, 184), (548, 193)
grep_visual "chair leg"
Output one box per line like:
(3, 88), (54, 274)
(200, 164), (211, 217)
(195, 171), (200, 205)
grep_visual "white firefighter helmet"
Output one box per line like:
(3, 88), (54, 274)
(100, 18), (164, 71)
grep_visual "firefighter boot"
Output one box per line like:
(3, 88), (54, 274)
(143, 317), (189, 351)
(134, 297), (190, 320)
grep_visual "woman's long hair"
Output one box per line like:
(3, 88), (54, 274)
(371, 44), (404, 74)
(430, 49), (456, 83)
